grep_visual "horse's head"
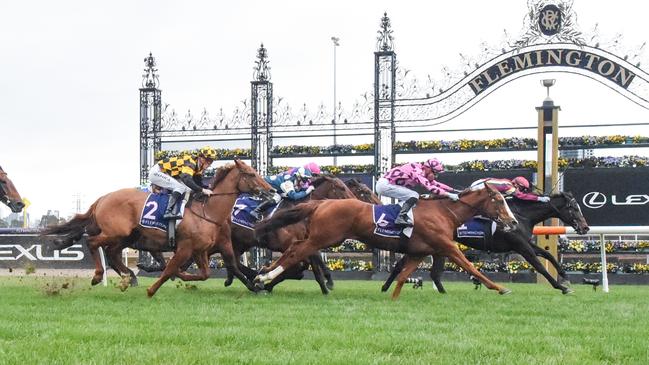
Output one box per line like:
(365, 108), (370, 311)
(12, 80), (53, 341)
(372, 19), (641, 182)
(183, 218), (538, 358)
(0, 166), (25, 213)
(345, 178), (381, 204)
(550, 192), (590, 235)
(310, 175), (355, 200)
(464, 183), (517, 231)
(212, 160), (272, 196)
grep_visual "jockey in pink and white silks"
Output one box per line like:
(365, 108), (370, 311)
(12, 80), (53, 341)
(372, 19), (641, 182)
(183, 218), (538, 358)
(375, 158), (459, 227)
(471, 176), (550, 202)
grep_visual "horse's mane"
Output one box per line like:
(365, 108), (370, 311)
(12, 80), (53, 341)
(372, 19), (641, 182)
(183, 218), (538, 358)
(311, 175), (335, 187)
(344, 178), (361, 187)
(209, 163), (236, 188)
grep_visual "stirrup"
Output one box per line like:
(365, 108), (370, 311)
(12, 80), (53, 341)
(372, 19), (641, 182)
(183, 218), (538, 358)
(394, 216), (413, 227)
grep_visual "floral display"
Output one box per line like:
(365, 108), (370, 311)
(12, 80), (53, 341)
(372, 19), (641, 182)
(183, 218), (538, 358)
(559, 239), (649, 253)
(326, 258), (373, 271)
(328, 240), (370, 252)
(442, 260), (532, 273)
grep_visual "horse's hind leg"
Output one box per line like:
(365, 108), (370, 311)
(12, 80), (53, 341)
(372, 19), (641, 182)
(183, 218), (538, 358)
(310, 253), (334, 290)
(531, 245), (570, 285)
(308, 256), (330, 295)
(147, 245), (194, 297)
(430, 254), (446, 293)
(444, 243), (509, 294)
(382, 257), (405, 292)
(175, 251), (211, 281)
(391, 255), (424, 300)
(87, 236), (111, 286)
(106, 245), (138, 287)
(255, 238), (324, 285)
(220, 240), (256, 292)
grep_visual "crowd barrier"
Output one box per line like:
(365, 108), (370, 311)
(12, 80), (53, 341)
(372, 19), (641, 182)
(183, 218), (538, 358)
(533, 226), (649, 293)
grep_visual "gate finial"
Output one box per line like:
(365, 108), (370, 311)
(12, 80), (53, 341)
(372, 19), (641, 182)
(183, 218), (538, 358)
(253, 43), (271, 81)
(377, 12), (394, 52)
(142, 52), (159, 88)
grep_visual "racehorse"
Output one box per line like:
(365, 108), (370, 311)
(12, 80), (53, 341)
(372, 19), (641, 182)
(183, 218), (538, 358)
(0, 166), (25, 213)
(382, 191), (590, 294)
(126, 175), (357, 293)
(344, 178), (382, 205)
(254, 184), (518, 299)
(43, 160), (272, 297)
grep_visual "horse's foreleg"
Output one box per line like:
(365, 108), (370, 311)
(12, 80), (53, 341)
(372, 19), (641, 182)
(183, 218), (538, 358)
(391, 255), (424, 300)
(146, 245), (193, 297)
(221, 241), (256, 292)
(382, 256), (405, 292)
(445, 243), (509, 294)
(531, 245), (569, 283)
(518, 247), (572, 294)
(430, 254), (446, 294)
(264, 261), (309, 293)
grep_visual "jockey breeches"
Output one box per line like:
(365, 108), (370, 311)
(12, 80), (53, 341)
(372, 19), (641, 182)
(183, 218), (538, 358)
(148, 165), (192, 194)
(375, 177), (419, 202)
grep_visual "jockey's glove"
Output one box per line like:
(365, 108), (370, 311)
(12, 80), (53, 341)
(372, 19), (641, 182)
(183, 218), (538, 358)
(537, 196), (550, 203)
(447, 193), (460, 201)
(202, 188), (213, 196)
(305, 185), (315, 194)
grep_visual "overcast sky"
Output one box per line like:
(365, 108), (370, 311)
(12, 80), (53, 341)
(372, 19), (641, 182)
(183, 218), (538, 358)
(1, 0), (648, 221)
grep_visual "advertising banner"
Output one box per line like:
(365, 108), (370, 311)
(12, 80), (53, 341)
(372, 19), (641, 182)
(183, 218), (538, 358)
(0, 233), (95, 269)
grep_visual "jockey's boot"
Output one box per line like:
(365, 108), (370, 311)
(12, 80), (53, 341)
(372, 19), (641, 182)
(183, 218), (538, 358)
(394, 197), (418, 227)
(163, 191), (183, 220)
(250, 198), (274, 221)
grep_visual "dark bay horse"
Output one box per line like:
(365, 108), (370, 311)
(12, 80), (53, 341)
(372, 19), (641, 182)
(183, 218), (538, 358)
(344, 178), (382, 205)
(0, 166), (25, 213)
(254, 185), (518, 299)
(382, 191), (590, 294)
(43, 160), (272, 297)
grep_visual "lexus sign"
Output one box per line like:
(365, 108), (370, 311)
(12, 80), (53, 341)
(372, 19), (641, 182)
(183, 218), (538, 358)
(564, 168), (649, 226)
(0, 233), (95, 269)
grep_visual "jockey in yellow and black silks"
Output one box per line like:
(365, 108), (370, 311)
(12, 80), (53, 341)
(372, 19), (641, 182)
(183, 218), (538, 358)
(148, 146), (217, 219)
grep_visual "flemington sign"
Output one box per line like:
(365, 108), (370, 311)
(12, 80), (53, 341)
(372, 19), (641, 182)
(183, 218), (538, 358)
(0, 228), (95, 269)
(469, 48), (636, 95)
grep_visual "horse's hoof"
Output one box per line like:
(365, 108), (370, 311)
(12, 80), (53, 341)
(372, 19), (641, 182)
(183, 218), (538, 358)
(254, 281), (265, 291)
(562, 288), (574, 295)
(380, 286), (389, 292)
(498, 288), (512, 295)
(130, 278), (139, 287)
(224, 279), (233, 287)
(91, 277), (102, 286)
(326, 282), (334, 291)
(146, 290), (154, 298)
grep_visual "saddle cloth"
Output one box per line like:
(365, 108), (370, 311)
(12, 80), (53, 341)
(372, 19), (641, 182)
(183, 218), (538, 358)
(456, 217), (497, 239)
(372, 203), (413, 238)
(139, 193), (187, 232)
(231, 193), (280, 230)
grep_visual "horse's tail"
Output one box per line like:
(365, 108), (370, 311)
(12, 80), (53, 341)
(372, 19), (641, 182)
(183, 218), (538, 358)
(41, 199), (101, 249)
(255, 200), (320, 243)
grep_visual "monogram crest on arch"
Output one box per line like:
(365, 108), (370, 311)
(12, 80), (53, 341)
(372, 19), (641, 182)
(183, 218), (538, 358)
(515, 0), (585, 49)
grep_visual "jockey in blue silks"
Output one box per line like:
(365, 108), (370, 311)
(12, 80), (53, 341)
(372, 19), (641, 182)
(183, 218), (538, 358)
(249, 166), (315, 220)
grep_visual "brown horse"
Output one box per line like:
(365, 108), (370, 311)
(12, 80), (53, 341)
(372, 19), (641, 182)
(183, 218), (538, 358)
(344, 178), (382, 205)
(43, 160), (272, 297)
(254, 184), (518, 299)
(0, 166), (25, 213)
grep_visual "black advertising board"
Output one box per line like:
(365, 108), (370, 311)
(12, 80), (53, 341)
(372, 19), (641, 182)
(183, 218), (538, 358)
(563, 168), (649, 226)
(0, 233), (95, 269)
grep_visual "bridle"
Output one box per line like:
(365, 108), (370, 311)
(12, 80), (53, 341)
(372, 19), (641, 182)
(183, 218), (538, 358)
(190, 168), (265, 224)
(443, 189), (507, 226)
(546, 193), (583, 232)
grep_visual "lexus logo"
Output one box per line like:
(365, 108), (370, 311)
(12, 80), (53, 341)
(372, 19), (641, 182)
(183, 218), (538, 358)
(582, 192), (607, 209)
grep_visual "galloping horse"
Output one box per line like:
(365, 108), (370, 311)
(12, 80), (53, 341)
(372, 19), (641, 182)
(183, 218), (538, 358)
(43, 160), (272, 297)
(134, 175), (357, 294)
(344, 178), (382, 205)
(382, 191), (590, 294)
(223, 175), (356, 294)
(254, 185), (518, 299)
(0, 166), (25, 213)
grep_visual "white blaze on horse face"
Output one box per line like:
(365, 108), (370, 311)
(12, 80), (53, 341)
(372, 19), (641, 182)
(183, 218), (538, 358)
(502, 196), (516, 223)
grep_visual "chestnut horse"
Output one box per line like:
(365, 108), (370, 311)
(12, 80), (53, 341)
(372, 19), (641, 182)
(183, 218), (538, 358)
(383, 191), (590, 294)
(0, 166), (25, 213)
(344, 178), (382, 205)
(43, 160), (272, 297)
(134, 175), (357, 293)
(254, 184), (518, 299)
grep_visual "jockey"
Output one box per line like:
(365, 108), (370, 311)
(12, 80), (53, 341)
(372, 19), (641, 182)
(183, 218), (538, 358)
(375, 158), (459, 227)
(148, 146), (217, 219)
(250, 166), (316, 220)
(471, 176), (550, 202)
(286, 162), (322, 188)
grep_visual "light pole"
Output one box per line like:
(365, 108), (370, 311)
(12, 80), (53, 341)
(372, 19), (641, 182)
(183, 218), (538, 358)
(331, 36), (340, 166)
